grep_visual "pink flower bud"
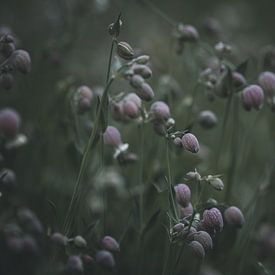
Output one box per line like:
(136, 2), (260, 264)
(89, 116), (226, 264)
(232, 72), (246, 88)
(130, 74), (145, 89)
(122, 100), (139, 118)
(174, 183), (191, 207)
(150, 101), (171, 121)
(179, 203), (194, 218)
(103, 126), (122, 147)
(101, 236), (120, 252)
(173, 223), (185, 233)
(242, 85), (264, 111)
(136, 82), (154, 101)
(66, 255), (84, 273)
(76, 85), (93, 114)
(96, 250), (115, 270)
(193, 231), (213, 251)
(124, 93), (142, 108)
(0, 108), (21, 139)
(132, 64), (152, 79)
(181, 133), (200, 153)
(224, 206), (245, 228)
(189, 241), (205, 259)
(258, 71), (275, 97)
(198, 110), (217, 129)
(50, 232), (68, 247)
(202, 208), (223, 232)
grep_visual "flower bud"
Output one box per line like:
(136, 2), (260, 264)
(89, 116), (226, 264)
(103, 126), (122, 147)
(152, 120), (166, 136)
(21, 235), (39, 255)
(96, 250), (115, 270)
(183, 226), (197, 241)
(0, 168), (16, 192)
(174, 183), (191, 207)
(232, 72), (246, 88)
(0, 108), (21, 139)
(242, 85), (264, 111)
(82, 254), (94, 267)
(125, 93), (142, 107)
(198, 110), (218, 129)
(135, 55), (150, 64)
(178, 24), (199, 42)
(0, 73), (14, 90)
(208, 177), (224, 191)
(173, 223), (185, 233)
(117, 41), (134, 60)
(181, 133), (200, 153)
(189, 241), (205, 259)
(202, 208), (223, 232)
(214, 42), (231, 59)
(101, 236), (120, 252)
(66, 255), (84, 274)
(258, 71), (275, 97)
(51, 232), (68, 247)
(186, 171), (201, 181)
(180, 203), (194, 218)
(136, 82), (154, 101)
(173, 137), (183, 147)
(193, 231), (213, 251)
(130, 74), (145, 89)
(74, 235), (87, 248)
(150, 101), (171, 121)
(132, 64), (152, 79)
(11, 50), (31, 74)
(122, 99), (139, 118)
(75, 85), (93, 114)
(224, 206), (245, 228)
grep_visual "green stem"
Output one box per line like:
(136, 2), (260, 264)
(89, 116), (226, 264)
(106, 39), (116, 84)
(139, 120), (145, 229)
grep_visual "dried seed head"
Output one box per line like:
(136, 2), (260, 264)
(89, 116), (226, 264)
(202, 208), (223, 232)
(96, 250), (115, 270)
(208, 177), (224, 191)
(117, 41), (134, 60)
(0, 108), (21, 139)
(180, 203), (194, 218)
(132, 64), (152, 79)
(194, 231), (213, 251)
(136, 82), (155, 101)
(103, 126), (122, 147)
(224, 206), (245, 228)
(242, 84), (264, 111)
(189, 241), (205, 259)
(258, 71), (275, 97)
(150, 101), (171, 121)
(101, 236), (120, 252)
(232, 72), (246, 88)
(66, 255), (84, 273)
(198, 110), (218, 129)
(174, 183), (191, 207)
(135, 55), (150, 64)
(0, 168), (16, 192)
(74, 235), (87, 248)
(181, 133), (200, 153)
(51, 232), (68, 247)
(130, 74), (145, 89)
(11, 50), (31, 74)
(0, 73), (14, 90)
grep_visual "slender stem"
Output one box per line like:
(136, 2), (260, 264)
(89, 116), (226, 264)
(162, 241), (172, 275)
(106, 39), (116, 84)
(139, 120), (145, 229)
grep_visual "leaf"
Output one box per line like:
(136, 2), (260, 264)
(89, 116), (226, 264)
(236, 59), (249, 76)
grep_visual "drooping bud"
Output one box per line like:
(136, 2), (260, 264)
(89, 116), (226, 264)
(11, 50), (31, 74)
(103, 126), (122, 147)
(0, 168), (16, 192)
(132, 64), (152, 79)
(207, 177), (224, 191)
(193, 231), (213, 251)
(74, 235), (87, 248)
(258, 71), (275, 97)
(101, 236), (120, 252)
(189, 241), (205, 259)
(214, 42), (231, 59)
(181, 133), (200, 153)
(96, 250), (115, 270)
(232, 72), (246, 88)
(0, 108), (21, 139)
(66, 255), (84, 274)
(0, 73), (14, 90)
(177, 24), (199, 42)
(185, 171), (201, 181)
(130, 74), (145, 89)
(224, 206), (245, 228)
(122, 100), (139, 118)
(180, 203), (194, 218)
(173, 223), (185, 233)
(173, 137), (183, 148)
(75, 85), (93, 114)
(202, 208), (223, 232)
(124, 93), (142, 108)
(198, 110), (218, 129)
(242, 85), (264, 111)
(150, 101), (170, 121)
(117, 41), (134, 60)
(135, 55), (150, 64)
(136, 82), (154, 101)
(174, 183), (191, 207)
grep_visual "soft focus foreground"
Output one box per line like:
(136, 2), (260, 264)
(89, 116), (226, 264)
(0, 0), (275, 274)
